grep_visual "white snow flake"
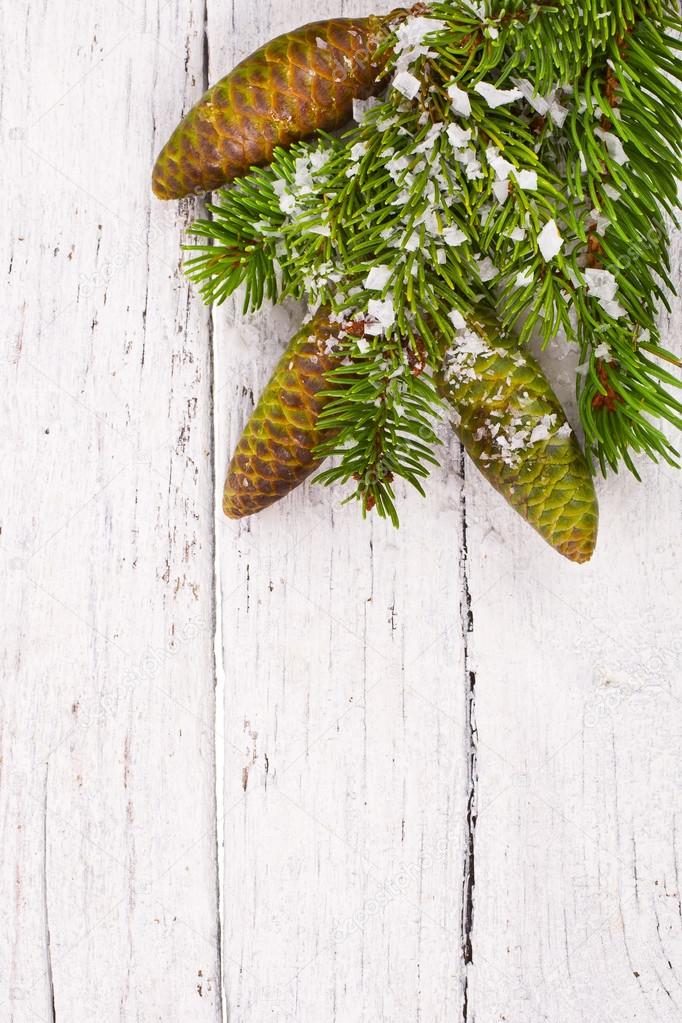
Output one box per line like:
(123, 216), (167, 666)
(537, 219), (563, 261)
(447, 83), (472, 117)
(447, 123), (472, 148)
(443, 226), (467, 247)
(393, 71), (421, 100)
(352, 96), (379, 123)
(594, 128), (628, 165)
(476, 256), (499, 282)
(364, 265), (392, 291)
(492, 180), (510, 204)
(589, 208), (610, 236)
(514, 169), (538, 191)
(486, 145), (514, 181)
(474, 81), (523, 108)
(583, 268), (628, 319)
(366, 298), (396, 334)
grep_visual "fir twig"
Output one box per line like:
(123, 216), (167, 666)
(184, 0), (682, 515)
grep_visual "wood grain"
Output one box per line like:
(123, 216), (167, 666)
(465, 232), (682, 1023)
(2, 1), (681, 1021)
(2, 2), (221, 1020)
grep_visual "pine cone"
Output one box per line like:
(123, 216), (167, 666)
(436, 312), (599, 563)
(152, 16), (393, 200)
(223, 311), (342, 518)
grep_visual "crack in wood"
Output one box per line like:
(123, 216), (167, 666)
(459, 450), (478, 1023)
(44, 764), (56, 1023)
(203, 3), (225, 1020)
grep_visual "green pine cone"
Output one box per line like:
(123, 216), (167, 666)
(152, 16), (394, 200)
(436, 312), (599, 563)
(223, 311), (342, 518)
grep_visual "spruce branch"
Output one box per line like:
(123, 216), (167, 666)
(314, 331), (441, 526)
(184, 0), (682, 511)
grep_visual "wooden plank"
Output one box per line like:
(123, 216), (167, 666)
(214, 308), (471, 1022)
(209, 3), (473, 1018)
(465, 231), (682, 1022)
(1, 2), (221, 1020)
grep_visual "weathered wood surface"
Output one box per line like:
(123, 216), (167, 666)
(2, 1), (681, 1021)
(2, 2), (221, 1020)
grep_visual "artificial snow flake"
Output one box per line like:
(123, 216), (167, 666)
(367, 299), (395, 327)
(486, 145), (514, 181)
(508, 226), (526, 241)
(278, 192), (296, 214)
(594, 128), (628, 165)
(443, 329), (493, 384)
(309, 149), (330, 172)
(512, 78), (570, 126)
(393, 16), (445, 73)
(352, 97), (379, 123)
(583, 268), (618, 300)
(474, 81), (523, 108)
(447, 124), (473, 148)
(515, 269), (534, 287)
(589, 208), (610, 236)
(594, 341), (611, 360)
(476, 256), (499, 282)
(549, 100), (569, 128)
(513, 77), (549, 115)
(492, 180), (510, 204)
(599, 302), (627, 320)
(529, 423), (551, 444)
(453, 146), (483, 179)
(443, 226), (467, 247)
(515, 169), (538, 191)
(449, 309), (467, 330)
(447, 83), (472, 117)
(364, 265), (392, 291)
(415, 122), (446, 154)
(393, 71), (421, 100)
(538, 219), (563, 261)
(294, 158), (314, 190)
(465, 160), (484, 180)
(583, 268), (627, 319)
(387, 154), (410, 181)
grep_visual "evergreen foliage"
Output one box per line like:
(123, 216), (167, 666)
(185, 0), (682, 521)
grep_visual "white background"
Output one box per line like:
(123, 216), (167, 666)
(3, 1), (682, 1021)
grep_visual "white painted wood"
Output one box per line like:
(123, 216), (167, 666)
(465, 231), (682, 1023)
(1, 3), (221, 1021)
(210, 5), (471, 1020)
(3, 0), (681, 1020)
